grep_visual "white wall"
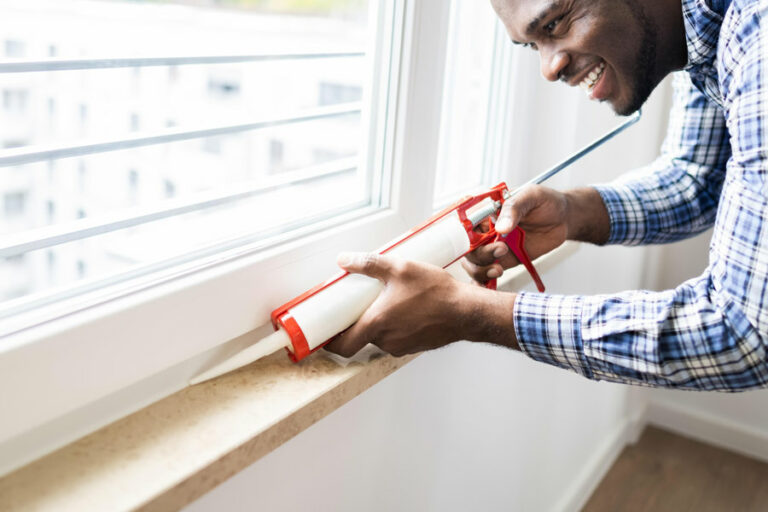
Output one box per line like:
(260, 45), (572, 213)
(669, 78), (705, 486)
(185, 57), (677, 511)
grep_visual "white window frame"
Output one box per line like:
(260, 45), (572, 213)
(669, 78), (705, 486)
(0, 0), (454, 475)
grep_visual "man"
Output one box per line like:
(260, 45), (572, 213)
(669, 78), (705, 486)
(326, 0), (767, 391)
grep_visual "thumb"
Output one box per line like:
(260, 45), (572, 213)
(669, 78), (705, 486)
(495, 186), (536, 234)
(337, 252), (394, 281)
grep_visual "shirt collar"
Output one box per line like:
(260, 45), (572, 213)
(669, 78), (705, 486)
(681, 0), (731, 70)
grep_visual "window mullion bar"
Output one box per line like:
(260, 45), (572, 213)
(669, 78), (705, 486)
(0, 103), (361, 167)
(0, 52), (365, 73)
(0, 157), (358, 259)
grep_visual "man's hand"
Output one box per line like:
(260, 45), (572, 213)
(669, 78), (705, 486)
(462, 185), (610, 284)
(324, 252), (518, 358)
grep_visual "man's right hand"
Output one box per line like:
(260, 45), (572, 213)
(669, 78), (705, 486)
(461, 185), (610, 285)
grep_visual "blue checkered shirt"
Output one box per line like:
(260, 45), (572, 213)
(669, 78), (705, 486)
(514, 0), (768, 390)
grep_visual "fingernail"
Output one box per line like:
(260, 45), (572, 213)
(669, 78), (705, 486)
(487, 268), (501, 279)
(496, 217), (511, 232)
(493, 245), (507, 258)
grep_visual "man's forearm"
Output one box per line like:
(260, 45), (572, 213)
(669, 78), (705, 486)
(461, 285), (520, 351)
(564, 187), (611, 245)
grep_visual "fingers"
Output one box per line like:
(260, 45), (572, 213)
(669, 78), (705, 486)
(463, 242), (506, 284)
(462, 239), (521, 284)
(495, 185), (539, 234)
(337, 251), (395, 281)
(494, 200), (516, 233)
(465, 241), (508, 266)
(324, 320), (372, 358)
(461, 258), (505, 284)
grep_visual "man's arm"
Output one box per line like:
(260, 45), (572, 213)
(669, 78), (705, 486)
(593, 72), (729, 246)
(465, 73), (729, 285)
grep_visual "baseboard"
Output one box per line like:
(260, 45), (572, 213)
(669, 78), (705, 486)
(646, 400), (768, 464)
(554, 410), (646, 512)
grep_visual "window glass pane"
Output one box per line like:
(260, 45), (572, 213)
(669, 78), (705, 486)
(0, 0), (388, 313)
(433, 0), (497, 206)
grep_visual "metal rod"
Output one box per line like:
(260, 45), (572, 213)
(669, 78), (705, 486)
(0, 103), (361, 167)
(521, 109), (642, 191)
(0, 52), (365, 73)
(0, 158), (357, 259)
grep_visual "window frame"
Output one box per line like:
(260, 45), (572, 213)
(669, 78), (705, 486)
(0, 0), (454, 476)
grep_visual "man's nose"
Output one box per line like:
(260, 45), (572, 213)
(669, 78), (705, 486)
(540, 49), (570, 82)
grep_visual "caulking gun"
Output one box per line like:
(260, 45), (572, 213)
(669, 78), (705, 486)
(190, 110), (641, 385)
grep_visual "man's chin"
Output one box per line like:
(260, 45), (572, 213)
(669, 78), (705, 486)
(613, 101), (642, 117)
(611, 88), (651, 116)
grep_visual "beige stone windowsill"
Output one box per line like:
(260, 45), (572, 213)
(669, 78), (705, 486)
(0, 350), (417, 512)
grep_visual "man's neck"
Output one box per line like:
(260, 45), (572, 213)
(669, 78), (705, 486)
(652, 0), (690, 73)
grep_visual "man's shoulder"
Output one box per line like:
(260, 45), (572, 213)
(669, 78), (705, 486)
(719, 0), (761, 43)
(717, 0), (762, 101)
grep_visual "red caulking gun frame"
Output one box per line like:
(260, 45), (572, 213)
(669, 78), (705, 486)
(190, 110), (641, 385)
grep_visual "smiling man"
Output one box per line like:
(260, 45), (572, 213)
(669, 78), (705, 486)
(325, 0), (768, 391)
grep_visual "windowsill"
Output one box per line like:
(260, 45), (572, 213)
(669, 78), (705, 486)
(0, 242), (578, 511)
(0, 348), (418, 511)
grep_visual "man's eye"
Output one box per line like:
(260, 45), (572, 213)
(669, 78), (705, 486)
(523, 42), (539, 51)
(544, 15), (564, 34)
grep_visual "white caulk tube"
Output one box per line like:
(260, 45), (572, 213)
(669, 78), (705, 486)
(190, 211), (472, 385)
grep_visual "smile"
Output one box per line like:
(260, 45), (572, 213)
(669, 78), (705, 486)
(579, 61), (606, 93)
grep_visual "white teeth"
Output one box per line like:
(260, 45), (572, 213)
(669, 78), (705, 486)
(579, 62), (605, 93)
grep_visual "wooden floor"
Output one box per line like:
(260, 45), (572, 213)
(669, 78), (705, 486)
(583, 426), (768, 512)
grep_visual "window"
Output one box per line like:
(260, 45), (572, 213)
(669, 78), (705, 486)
(433, 0), (505, 206)
(0, 0), (382, 317)
(0, 0), (437, 475)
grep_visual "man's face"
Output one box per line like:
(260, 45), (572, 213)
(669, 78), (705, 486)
(492, 0), (660, 116)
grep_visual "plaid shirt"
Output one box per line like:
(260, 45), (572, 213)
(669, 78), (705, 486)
(514, 0), (768, 390)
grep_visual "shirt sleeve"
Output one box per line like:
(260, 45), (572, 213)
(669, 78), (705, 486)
(514, 4), (768, 391)
(593, 72), (730, 246)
